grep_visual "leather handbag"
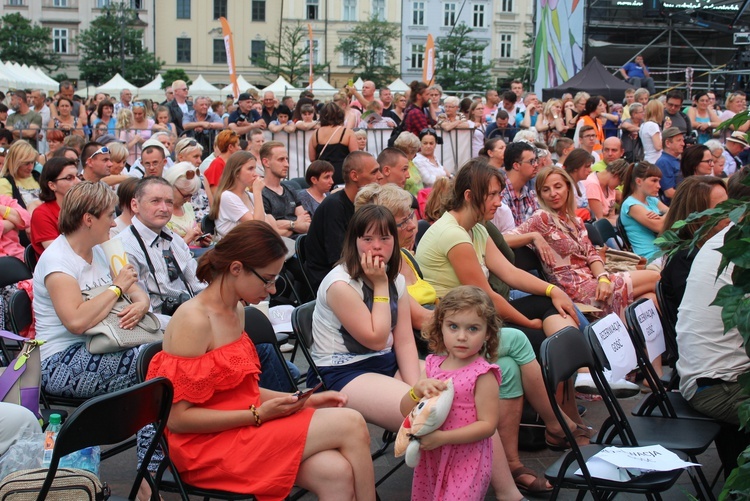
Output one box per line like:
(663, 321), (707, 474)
(82, 286), (162, 355)
(0, 330), (43, 419)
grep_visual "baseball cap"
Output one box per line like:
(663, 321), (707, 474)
(269, 305), (294, 334)
(237, 93), (253, 102)
(141, 138), (171, 157)
(661, 127), (684, 140)
(727, 131), (750, 149)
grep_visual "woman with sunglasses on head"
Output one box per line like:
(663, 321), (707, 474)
(619, 161), (669, 261)
(413, 128), (449, 187)
(174, 137), (213, 223)
(30, 157), (81, 257)
(164, 161), (213, 249)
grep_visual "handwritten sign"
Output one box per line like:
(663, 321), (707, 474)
(576, 445), (700, 481)
(591, 313), (638, 382)
(633, 299), (666, 363)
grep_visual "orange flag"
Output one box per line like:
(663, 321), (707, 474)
(220, 17), (239, 99)
(422, 34), (435, 85)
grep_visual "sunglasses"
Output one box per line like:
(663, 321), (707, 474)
(184, 168), (201, 180)
(132, 102), (145, 108)
(90, 146), (110, 159)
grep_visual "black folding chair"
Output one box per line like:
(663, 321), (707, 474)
(594, 218), (625, 250)
(293, 233), (316, 303)
(37, 378), (173, 501)
(24, 244), (38, 273)
(200, 214), (216, 235)
(540, 327), (686, 500)
(244, 305), (299, 392)
(585, 222), (605, 247)
(615, 216), (633, 252)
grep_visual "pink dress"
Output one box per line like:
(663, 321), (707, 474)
(411, 354), (501, 501)
(512, 210), (633, 317)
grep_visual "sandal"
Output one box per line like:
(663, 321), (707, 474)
(545, 424), (595, 451)
(511, 466), (553, 495)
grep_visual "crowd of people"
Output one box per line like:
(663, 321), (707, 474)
(1, 72), (749, 500)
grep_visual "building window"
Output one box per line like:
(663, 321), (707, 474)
(250, 40), (265, 65)
(53, 0), (68, 6)
(342, 48), (357, 66)
(213, 39), (227, 64)
(95, 0), (109, 7)
(52, 28), (68, 54)
(307, 0), (319, 20)
(213, 0), (227, 19)
(372, 0), (385, 20)
(343, 0), (357, 21)
(443, 3), (456, 27)
(176, 0), (190, 19)
(499, 34), (512, 59)
(412, 1), (424, 26)
(303, 39), (320, 65)
(251, 0), (265, 21)
(374, 48), (385, 66)
(131, 0), (143, 9)
(410, 43), (424, 70)
(501, 0), (512, 12)
(176, 38), (191, 63)
(471, 50), (484, 68)
(473, 4), (484, 27)
(7, 0), (23, 5)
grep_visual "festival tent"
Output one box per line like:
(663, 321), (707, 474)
(5, 62), (38, 89)
(31, 66), (59, 91)
(19, 64), (55, 91)
(137, 74), (165, 100)
(221, 75), (260, 97)
(96, 73), (138, 94)
(542, 57), (632, 102)
(0, 62), (17, 88)
(306, 76), (337, 98)
(262, 76), (296, 96)
(388, 78), (409, 92)
(189, 75), (223, 100)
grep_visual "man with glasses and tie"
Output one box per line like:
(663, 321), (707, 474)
(501, 141), (540, 227)
(80, 142), (113, 183)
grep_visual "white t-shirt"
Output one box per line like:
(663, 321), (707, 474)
(639, 121), (662, 163)
(413, 153), (446, 187)
(311, 264), (405, 367)
(492, 204), (516, 233)
(33, 235), (113, 360)
(216, 190), (256, 240)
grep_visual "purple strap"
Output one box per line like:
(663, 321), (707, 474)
(0, 355), (27, 400)
(0, 330), (27, 342)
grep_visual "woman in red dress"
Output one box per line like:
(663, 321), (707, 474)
(147, 220), (376, 500)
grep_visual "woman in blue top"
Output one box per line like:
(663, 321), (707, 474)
(620, 161), (669, 260)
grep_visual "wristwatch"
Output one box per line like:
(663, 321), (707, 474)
(290, 220), (295, 231)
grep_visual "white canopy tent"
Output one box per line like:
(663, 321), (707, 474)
(189, 75), (223, 100)
(0, 63), (17, 89)
(5, 62), (37, 89)
(137, 74), (165, 100)
(388, 78), (410, 92)
(31, 66), (59, 91)
(306, 77), (337, 98)
(262, 76), (296, 97)
(19, 64), (52, 91)
(221, 75), (260, 97)
(96, 73), (138, 94)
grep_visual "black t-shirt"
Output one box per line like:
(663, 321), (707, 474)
(228, 109), (262, 125)
(304, 189), (354, 292)
(262, 183), (300, 221)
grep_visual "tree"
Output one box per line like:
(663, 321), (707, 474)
(434, 23), (493, 93)
(504, 33), (534, 89)
(0, 13), (61, 72)
(255, 22), (328, 87)
(335, 15), (400, 88)
(161, 69), (192, 89)
(76, 4), (162, 87)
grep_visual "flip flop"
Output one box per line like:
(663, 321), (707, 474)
(511, 466), (553, 495)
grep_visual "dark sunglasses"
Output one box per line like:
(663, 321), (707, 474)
(184, 168), (201, 180)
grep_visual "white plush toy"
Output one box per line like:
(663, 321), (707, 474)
(394, 378), (455, 467)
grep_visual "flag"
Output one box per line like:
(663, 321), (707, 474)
(423, 34), (435, 85)
(220, 17), (239, 99)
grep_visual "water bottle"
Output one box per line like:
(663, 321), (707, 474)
(42, 413), (62, 468)
(77, 447), (100, 477)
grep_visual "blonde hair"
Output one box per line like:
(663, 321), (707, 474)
(354, 183), (412, 216)
(116, 108), (133, 131)
(394, 131), (421, 157)
(1, 140), (37, 177)
(163, 160), (200, 195)
(535, 166), (579, 229)
(106, 142), (129, 164)
(645, 99), (664, 124)
(58, 181), (117, 234)
(174, 136), (204, 160)
(421, 285), (500, 363)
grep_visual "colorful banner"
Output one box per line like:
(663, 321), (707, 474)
(422, 34), (435, 86)
(533, 0), (584, 96)
(220, 17), (239, 99)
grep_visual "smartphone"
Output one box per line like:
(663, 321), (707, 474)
(197, 233), (211, 241)
(293, 382), (323, 400)
(347, 78), (354, 87)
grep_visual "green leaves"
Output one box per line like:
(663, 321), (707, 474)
(0, 13), (61, 72)
(333, 15), (400, 88)
(433, 23), (494, 92)
(257, 22), (330, 87)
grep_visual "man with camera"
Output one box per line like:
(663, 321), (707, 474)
(228, 93), (264, 139)
(115, 177), (204, 324)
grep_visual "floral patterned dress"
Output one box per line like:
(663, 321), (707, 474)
(512, 210), (633, 317)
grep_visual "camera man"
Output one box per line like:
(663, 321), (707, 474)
(228, 92), (265, 139)
(116, 177), (205, 326)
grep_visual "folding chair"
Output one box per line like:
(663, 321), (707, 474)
(540, 327), (686, 500)
(0, 256), (32, 287)
(37, 378), (173, 501)
(244, 305), (299, 392)
(594, 218), (625, 250)
(586, 317), (720, 500)
(293, 234), (316, 302)
(513, 245), (549, 281)
(615, 215), (633, 252)
(200, 214), (216, 235)
(24, 245), (38, 273)
(585, 222), (605, 247)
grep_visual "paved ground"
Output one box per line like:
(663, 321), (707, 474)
(94, 349), (724, 500)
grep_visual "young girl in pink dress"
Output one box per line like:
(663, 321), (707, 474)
(400, 285), (502, 501)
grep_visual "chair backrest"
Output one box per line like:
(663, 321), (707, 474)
(292, 301), (327, 389)
(244, 306), (298, 391)
(0, 256), (32, 288)
(615, 216), (633, 252)
(585, 222), (605, 247)
(136, 341), (164, 383)
(513, 245), (548, 281)
(7, 289), (32, 335)
(24, 245), (38, 273)
(593, 218), (624, 250)
(294, 234), (316, 300)
(654, 280), (679, 359)
(39, 378), (173, 501)
(200, 214), (216, 235)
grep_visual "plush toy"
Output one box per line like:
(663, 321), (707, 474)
(394, 379), (454, 467)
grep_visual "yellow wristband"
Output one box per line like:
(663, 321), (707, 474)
(373, 296), (389, 303)
(409, 388), (420, 402)
(3, 206), (10, 219)
(598, 277), (611, 284)
(108, 285), (122, 299)
(545, 284), (556, 297)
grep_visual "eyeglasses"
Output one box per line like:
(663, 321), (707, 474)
(581, 134), (597, 139)
(54, 174), (78, 182)
(184, 168), (201, 180)
(250, 268), (279, 291)
(90, 146), (110, 159)
(396, 211), (415, 229)
(519, 158), (539, 166)
(700, 158), (715, 165)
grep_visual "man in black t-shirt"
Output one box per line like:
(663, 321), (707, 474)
(228, 93), (264, 139)
(260, 141), (311, 238)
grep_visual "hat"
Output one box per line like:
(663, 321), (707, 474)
(727, 131), (750, 149)
(237, 92), (253, 102)
(140, 138), (170, 157)
(96, 134), (125, 145)
(661, 127), (684, 140)
(269, 305), (294, 334)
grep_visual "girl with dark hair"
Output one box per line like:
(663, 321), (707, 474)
(574, 96), (607, 151)
(680, 144), (714, 179)
(307, 102), (358, 185)
(620, 161), (669, 260)
(146, 220), (376, 500)
(403, 80), (431, 136)
(30, 157), (80, 256)
(687, 91), (721, 144)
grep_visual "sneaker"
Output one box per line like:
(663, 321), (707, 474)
(575, 373), (598, 394)
(280, 343), (294, 353)
(608, 378), (641, 398)
(577, 404), (587, 418)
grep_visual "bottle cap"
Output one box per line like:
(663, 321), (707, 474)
(49, 413), (61, 425)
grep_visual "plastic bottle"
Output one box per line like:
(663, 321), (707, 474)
(42, 413), (62, 468)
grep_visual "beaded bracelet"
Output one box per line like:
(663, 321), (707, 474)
(409, 388), (420, 402)
(249, 405), (262, 427)
(373, 296), (389, 303)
